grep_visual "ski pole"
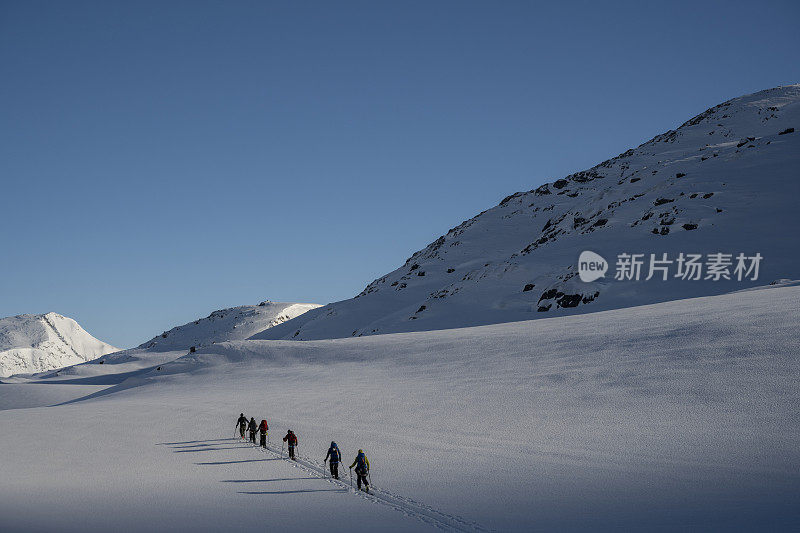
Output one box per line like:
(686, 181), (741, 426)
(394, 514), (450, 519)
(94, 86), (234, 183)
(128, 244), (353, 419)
(349, 467), (353, 490)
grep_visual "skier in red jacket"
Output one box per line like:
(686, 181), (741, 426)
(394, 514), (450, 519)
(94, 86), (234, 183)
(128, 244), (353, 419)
(282, 430), (298, 459)
(258, 419), (269, 448)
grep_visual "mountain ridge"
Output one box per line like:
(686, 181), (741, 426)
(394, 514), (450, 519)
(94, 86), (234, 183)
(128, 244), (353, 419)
(254, 84), (800, 341)
(138, 301), (321, 351)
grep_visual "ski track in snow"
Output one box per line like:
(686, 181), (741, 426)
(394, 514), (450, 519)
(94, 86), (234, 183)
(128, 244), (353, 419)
(172, 435), (490, 532)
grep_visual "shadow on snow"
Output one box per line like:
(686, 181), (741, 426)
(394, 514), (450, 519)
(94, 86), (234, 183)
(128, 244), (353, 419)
(238, 489), (349, 495)
(157, 438), (236, 446)
(174, 446), (246, 452)
(222, 477), (319, 483)
(196, 458), (280, 465)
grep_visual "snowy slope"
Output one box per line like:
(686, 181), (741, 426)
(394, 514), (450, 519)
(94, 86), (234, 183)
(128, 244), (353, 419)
(256, 85), (800, 341)
(139, 301), (321, 351)
(0, 301), (322, 404)
(0, 286), (797, 531)
(0, 312), (118, 377)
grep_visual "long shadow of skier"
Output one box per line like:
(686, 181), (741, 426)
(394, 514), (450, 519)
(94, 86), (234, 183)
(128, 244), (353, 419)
(172, 443), (232, 448)
(196, 458), (280, 465)
(238, 489), (349, 495)
(157, 438), (236, 446)
(174, 446), (245, 452)
(221, 477), (318, 483)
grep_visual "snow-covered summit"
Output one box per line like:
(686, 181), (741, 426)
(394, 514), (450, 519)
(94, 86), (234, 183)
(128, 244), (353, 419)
(0, 312), (118, 377)
(138, 301), (321, 351)
(1, 301), (321, 387)
(256, 85), (800, 340)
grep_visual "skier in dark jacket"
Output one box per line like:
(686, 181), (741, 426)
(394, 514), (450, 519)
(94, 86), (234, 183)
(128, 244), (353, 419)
(236, 413), (247, 439)
(282, 430), (298, 459)
(325, 441), (342, 479)
(248, 417), (257, 444)
(349, 449), (370, 492)
(258, 419), (269, 448)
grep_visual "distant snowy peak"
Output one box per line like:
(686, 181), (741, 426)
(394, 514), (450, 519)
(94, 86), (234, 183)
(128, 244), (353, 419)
(256, 84), (800, 341)
(139, 301), (321, 351)
(0, 312), (118, 377)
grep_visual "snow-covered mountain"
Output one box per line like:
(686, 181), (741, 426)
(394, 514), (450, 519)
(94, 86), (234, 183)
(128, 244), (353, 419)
(0, 313), (118, 377)
(0, 301), (321, 389)
(138, 301), (321, 351)
(256, 85), (800, 341)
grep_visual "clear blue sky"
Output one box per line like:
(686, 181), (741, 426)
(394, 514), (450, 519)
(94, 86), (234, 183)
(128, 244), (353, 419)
(1, 0), (798, 348)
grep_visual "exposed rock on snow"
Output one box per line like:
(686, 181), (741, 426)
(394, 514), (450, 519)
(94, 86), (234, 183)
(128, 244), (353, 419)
(0, 313), (118, 377)
(255, 85), (800, 340)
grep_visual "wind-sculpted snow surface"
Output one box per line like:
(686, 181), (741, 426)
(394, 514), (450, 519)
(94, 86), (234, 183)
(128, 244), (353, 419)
(0, 312), (117, 377)
(0, 286), (798, 530)
(255, 85), (800, 340)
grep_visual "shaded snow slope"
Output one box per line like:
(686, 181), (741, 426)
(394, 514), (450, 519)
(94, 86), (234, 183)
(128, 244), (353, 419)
(1, 286), (797, 530)
(256, 85), (800, 341)
(140, 301), (321, 351)
(0, 312), (118, 377)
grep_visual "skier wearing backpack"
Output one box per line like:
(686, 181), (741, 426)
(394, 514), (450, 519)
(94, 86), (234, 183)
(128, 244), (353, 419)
(258, 419), (269, 448)
(325, 441), (342, 479)
(349, 449), (370, 492)
(236, 413), (247, 439)
(248, 417), (257, 444)
(282, 430), (298, 459)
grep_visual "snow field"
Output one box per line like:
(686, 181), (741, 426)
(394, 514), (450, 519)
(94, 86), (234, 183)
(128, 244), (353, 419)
(1, 285), (798, 530)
